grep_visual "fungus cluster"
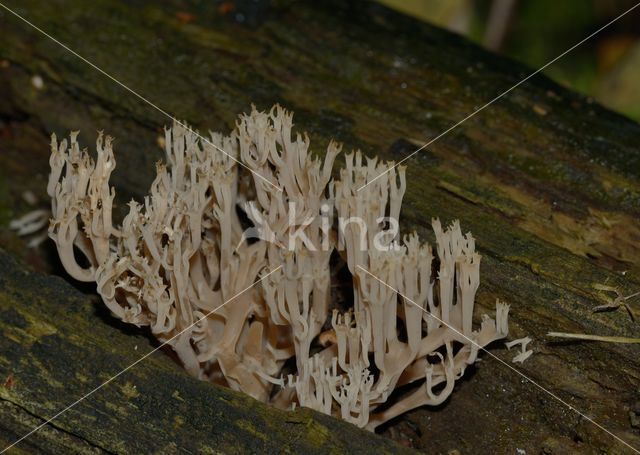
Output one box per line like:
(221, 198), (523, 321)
(47, 106), (509, 429)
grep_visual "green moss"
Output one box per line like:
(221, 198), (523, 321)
(1, 0), (640, 452)
(235, 419), (268, 442)
(302, 420), (331, 448)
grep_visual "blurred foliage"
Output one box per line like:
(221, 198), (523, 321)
(379, 0), (640, 120)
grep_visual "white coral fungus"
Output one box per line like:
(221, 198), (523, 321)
(505, 337), (533, 364)
(47, 105), (509, 429)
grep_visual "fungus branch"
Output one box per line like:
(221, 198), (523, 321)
(47, 105), (510, 429)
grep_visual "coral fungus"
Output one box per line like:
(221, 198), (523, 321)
(47, 105), (509, 429)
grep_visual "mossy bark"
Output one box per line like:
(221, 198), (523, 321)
(0, 251), (412, 454)
(1, 0), (639, 453)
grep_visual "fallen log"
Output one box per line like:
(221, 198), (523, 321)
(1, 0), (639, 453)
(0, 250), (413, 454)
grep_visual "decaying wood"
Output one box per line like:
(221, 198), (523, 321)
(1, 0), (639, 453)
(0, 250), (413, 454)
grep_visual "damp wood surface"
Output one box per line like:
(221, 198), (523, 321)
(1, 0), (639, 453)
(0, 250), (414, 454)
